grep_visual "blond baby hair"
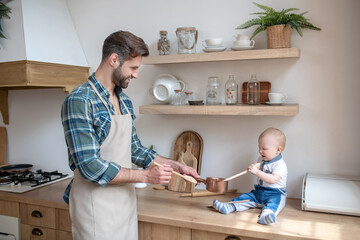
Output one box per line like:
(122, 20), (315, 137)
(259, 127), (286, 150)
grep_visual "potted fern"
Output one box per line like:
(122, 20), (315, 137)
(236, 2), (321, 49)
(0, 1), (11, 39)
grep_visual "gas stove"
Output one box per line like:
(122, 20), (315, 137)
(0, 169), (72, 193)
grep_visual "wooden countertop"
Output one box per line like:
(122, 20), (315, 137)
(0, 179), (359, 240)
(137, 186), (360, 240)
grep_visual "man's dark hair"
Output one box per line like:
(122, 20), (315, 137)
(102, 31), (149, 65)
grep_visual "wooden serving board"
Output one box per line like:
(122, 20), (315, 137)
(168, 131), (203, 193)
(241, 81), (271, 104)
(0, 127), (6, 166)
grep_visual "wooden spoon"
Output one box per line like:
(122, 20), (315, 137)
(224, 163), (261, 182)
(153, 162), (197, 184)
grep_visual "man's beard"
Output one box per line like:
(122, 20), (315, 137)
(112, 65), (131, 89)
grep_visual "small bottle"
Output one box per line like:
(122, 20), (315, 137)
(247, 74), (260, 105)
(225, 75), (238, 105)
(206, 76), (221, 105)
(157, 31), (170, 55)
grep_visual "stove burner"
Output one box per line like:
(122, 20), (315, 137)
(0, 176), (11, 185)
(0, 169), (69, 187)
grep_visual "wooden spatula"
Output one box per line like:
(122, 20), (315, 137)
(153, 162), (197, 184)
(224, 163), (261, 182)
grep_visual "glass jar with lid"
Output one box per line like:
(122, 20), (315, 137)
(157, 30), (170, 55)
(172, 89), (185, 105)
(206, 76), (221, 105)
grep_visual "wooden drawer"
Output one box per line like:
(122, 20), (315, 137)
(20, 203), (56, 229)
(138, 221), (191, 240)
(192, 229), (265, 240)
(21, 224), (56, 240)
(0, 200), (19, 217)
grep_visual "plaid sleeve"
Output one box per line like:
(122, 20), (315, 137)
(131, 123), (158, 168)
(61, 93), (120, 186)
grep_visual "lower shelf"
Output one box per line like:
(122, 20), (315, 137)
(139, 104), (299, 116)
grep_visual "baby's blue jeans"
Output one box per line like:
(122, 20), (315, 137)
(231, 185), (286, 214)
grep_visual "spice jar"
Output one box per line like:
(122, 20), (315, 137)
(225, 75), (238, 105)
(247, 74), (260, 105)
(157, 30), (170, 55)
(206, 76), (221, 105)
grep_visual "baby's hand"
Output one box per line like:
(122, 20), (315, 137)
(247, 163), (260, 175)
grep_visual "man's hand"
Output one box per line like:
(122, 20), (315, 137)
(146, 163), (173, 184)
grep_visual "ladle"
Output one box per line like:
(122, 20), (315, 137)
(224, 163), (261, 182)
(153, 162), (197, 184)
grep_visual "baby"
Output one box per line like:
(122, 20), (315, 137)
(213, 127), (287, 225)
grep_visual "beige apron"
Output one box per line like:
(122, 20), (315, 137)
(69, 81), (137, 240)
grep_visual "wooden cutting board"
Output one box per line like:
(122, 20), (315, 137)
(0, 127), (6, 166)
(173, 131), (203, 173)
(168, 131), (203, 193)
(241, 81), (271, 104)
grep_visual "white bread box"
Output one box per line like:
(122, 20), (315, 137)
(302, 173), (360, 216)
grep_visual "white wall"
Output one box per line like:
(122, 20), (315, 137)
(1, 0), (359, 198)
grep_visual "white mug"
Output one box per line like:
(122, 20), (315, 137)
(233, 39), (255, 47)
(202, 38), (223, 48)
(268, 93), (287, 103)
(233, 34), (251, 41)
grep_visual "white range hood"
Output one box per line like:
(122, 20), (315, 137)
(0, 0), (89, 125)
(0, 0), (87, 66)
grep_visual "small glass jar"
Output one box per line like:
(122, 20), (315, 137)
(172, 89), (185, 105)
(247, 74), (260, 105)
(157, 30), (170, 55)
(206, 76), (221, 105)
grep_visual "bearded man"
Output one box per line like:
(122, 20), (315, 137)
(61, 31), (199, 240)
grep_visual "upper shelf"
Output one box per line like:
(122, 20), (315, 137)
(142, 48), (300, 65)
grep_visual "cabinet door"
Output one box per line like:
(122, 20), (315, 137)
(56, 209), (72, 232)
(192, 229), (265, 240)
(138, 221), (191, 240)
(56, 229), (73, 240)
(21, 224), (56, 240)
(0, 200), (19, 217)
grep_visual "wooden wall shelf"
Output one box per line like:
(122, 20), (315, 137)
(139, 104), (299, 116)
(0, 60), (89, 125)
(142, 48), (300, 65)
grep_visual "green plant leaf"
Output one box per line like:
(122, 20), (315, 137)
(236, 2), (321, 38)
(236, 18), (262, 29)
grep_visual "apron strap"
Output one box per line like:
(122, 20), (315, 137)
(88, 80), (130, 116)
(88, 80), (112, 116)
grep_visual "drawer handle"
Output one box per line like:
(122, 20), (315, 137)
(225, 236), (241, 240)
(31, 210), (43, 218)
(32, 228), (43, 236)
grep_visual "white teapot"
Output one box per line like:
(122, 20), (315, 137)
(150, 74), (186, 103)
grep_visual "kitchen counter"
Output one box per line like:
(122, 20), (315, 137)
(0, 179), (359, 240)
